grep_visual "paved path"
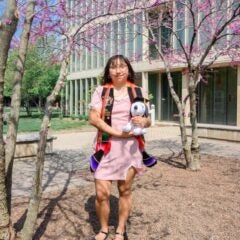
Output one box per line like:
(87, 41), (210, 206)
(12, 126), (240, 198)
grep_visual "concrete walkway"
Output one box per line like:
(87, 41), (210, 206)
(12, 126), (240, 198)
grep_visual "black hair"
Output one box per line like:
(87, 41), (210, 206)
(102, 55), (136, 85)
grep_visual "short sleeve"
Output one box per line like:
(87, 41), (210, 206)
(89, 86), (103, 112)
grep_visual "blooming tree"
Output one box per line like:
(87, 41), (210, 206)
(143, 0), (240, 170)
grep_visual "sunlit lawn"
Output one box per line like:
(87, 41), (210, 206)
(3, 107), (89, 133)
(3, 117), (89, 134)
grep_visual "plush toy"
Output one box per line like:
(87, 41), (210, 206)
(123, 97), (149, 136)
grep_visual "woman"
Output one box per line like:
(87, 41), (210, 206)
(89, 55), (151, 240)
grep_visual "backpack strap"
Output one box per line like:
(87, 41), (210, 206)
(102, 87), (114, 126)
(135, 87), (143, 98)
(96, 84), (114, 153)
(127, 84), (143, 102)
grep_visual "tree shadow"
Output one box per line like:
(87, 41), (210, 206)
(14, 209), (27, 232)
(157, 151), (186, 169)
(14, 171), (72, 239)
(33, 172), (72, 239)
(146, 139), (186, 169)
(13, 149), (87, 235)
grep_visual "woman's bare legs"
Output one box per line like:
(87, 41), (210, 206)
(94, 179), (112, 240)
(115, 167), (136, 238)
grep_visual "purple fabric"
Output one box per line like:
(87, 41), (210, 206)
(143, 156), (157, 167)
(90, 155), (99, 172)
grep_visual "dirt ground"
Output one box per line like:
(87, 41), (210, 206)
(12, 154), (240, 240)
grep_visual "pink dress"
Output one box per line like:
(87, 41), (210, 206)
(90, 86), (146, 180)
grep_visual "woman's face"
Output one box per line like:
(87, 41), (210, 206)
(109, 58), (129, 86)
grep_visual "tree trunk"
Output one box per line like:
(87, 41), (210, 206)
(5, 0), (36, 216)
(189, 85), (200, 170)
(178, 112), (192, 168)
(20, 58), (69, 240)
(0, 1), (18, 238)
(25, 100), (32, 117)
(38, 98), (42, 113)
(165, 71), (194, 168)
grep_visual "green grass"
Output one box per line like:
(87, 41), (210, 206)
(50, 118), (89, 131)
(3, 117), (89, 134)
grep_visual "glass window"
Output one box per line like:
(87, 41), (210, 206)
(82, 1), (87, 24)
(215, 1), (228, 50)
(119, 18), (126, 56)
(72, 0), (77, 26)
(76, 52), (80, 71)
(161, 11), (172, 52)
(87, 0), (92, 19)
(227, 68), (237, 125)
(99, 0), (104, 15)
(113, 21), (118, 55)
(72, 52), (75, 72)
(197, 73), (214, 124)
(77, 80), (81, 113)
(213, 69), (227, 124)
(76, 34), (81, 71)
(185, 6), (194, 46)
(81, 47), (86, 71)
(175, 1), (185, 50)
(72, 80), (75, 114)
(105, 23), (111, 60)
(93, 78), (97, 86)
(98, 25), (105, 68)
(92, 0), (97, 17)
(127, 16), (134, 60)
(66, 81), (70, 116)
(161, 72), (182, 121)
(135, 13), (143, 61)
(87, 33), (92, 70)
(197, 67), (237, 125)
(148, 10), (160, 60)
(93, 31), (98, 69)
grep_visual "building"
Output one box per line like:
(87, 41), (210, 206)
(65, 1), (240, 141)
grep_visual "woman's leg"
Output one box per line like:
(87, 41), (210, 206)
(94, 179), (112, 240)
(115, 167), (136, 237)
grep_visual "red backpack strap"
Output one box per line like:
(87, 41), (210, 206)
(127, 82), (143, 102)
(96, 84), (113, 154)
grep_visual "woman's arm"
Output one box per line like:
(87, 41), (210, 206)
(89, 108), (133, 138)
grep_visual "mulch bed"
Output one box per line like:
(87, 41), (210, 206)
(12, 154), (240, 240)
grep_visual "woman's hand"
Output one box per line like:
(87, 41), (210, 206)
(118, 131), (134, 138)
(131, 116), (151, 128)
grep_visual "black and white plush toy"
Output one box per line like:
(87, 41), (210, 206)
(123, 97), (149, 136)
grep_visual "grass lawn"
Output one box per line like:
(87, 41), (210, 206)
(3, 117), (89, 134)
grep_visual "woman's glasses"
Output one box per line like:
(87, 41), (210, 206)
(110, 64), (128, 70)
